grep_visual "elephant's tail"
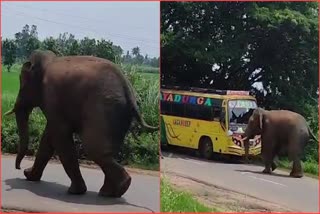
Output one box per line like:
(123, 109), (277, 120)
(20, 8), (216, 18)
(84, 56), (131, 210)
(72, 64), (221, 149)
(307, 124), (318, 143)
(122, 72), (159, 133)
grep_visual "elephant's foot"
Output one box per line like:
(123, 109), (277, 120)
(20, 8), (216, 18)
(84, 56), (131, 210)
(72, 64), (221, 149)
(99, 174), (132, 198)
(262, 168), (272, 174)
(24, 167), (42, 181)
(271, 162), (277, 171)
(290, 171), (303, 178)
(68, 180), (87, 194)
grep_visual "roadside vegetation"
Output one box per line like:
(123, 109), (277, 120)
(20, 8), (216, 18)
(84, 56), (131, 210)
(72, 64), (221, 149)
(160, 177), (219, 212)
(2, 24), (159, 171)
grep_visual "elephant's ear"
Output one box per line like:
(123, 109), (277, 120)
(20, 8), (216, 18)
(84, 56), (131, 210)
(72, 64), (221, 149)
(20, 61), (33, 88)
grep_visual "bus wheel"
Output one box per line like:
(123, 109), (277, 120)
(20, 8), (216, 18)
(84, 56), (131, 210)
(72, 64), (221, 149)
(199, 137), (213, 160)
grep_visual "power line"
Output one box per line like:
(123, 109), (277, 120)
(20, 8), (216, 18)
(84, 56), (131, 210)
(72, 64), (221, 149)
(2, 5), (159, 46)
(2, 13), (159, 57)
(5, 3), (154, 32)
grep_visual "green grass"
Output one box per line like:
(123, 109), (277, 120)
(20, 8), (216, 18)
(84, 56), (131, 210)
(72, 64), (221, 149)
(161, 178), (219, 212)
(278, 159), (318, 178)
(140, 72), (159, 81)
(2, 64), (159, 171)
(136, 65), (159, 73)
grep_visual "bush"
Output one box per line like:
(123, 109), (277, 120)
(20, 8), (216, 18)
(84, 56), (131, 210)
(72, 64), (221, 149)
(1, 64), (159, 170)
(302, 103), (318, 163)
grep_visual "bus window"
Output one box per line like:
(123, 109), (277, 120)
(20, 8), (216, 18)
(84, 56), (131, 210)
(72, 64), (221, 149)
(171, 103), (185, 117)
(161, 101), (171, 115)
(213, 107), (221, 121)
(197, 106), (213, 121)
(185, 104), (198, 119)
(220, 109), (226, 124)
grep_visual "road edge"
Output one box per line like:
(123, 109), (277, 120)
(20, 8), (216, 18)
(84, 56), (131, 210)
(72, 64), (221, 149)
(1, 154), (159, 177)
(161, 170), (299, 212)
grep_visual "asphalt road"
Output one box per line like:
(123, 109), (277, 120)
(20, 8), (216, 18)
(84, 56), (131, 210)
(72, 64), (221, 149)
(161, 151), (319, 212)
(2, 156), (159, 212)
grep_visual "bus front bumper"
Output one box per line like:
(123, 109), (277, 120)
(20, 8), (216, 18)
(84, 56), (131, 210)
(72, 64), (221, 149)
(227, 145), (261, 156)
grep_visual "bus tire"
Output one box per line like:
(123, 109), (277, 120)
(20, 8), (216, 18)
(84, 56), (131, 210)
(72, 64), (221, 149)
(199, 137), (213, 160)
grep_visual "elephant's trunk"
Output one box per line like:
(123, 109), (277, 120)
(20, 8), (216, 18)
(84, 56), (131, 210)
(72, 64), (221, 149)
(14, 108), (31, 170)
(243, 137), (249, 160)
(243, 138), (249, 159)
(243, 131), (253, 163)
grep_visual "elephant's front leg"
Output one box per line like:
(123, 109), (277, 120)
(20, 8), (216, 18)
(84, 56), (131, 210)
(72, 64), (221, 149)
(53, 122), (87, 194)
(53, 124), (87, 194)
(262, 151), (273, 174)
(24, 124), (54, 181)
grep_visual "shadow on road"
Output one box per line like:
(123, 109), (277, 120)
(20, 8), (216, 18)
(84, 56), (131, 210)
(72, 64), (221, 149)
(4, 178), (140, 207)
(235, 169), (291, 178)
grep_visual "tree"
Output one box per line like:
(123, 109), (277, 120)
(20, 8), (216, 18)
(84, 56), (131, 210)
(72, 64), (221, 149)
(150, 57), (159, 67)
(161, 2), (318, 113)
(132, 46), (140, 57)
(15, 24), (40, 60)
(122, 50), (132, 64)
(95, 39), (116, 61)
(2, 39), (17, 72)
(42, 37), (60, 55)
(79, 37), (96, 56)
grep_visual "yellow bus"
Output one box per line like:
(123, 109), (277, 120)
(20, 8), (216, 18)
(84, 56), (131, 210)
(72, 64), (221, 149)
(160, 86), (261, 159)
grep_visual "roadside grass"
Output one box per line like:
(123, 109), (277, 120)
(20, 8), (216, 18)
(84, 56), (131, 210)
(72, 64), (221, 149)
(2, 64), (159, 171)
(250, 155), (318, 178)
(161, 177), (220, 212)
(277, 159), (318, 178)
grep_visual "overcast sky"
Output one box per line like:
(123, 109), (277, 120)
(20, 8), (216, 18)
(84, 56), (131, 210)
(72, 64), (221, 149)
(2, 2), (160, 57)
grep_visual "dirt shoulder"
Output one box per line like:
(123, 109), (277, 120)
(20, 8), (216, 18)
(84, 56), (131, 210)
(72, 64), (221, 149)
(163, 172), (293, 212)
(2, 153), (159, 177)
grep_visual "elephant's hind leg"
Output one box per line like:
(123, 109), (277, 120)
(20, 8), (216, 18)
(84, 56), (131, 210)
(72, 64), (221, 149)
(288, 134), (306, 178)
(290, 160), (303, 178)
(271, 161), (277, 171)
(24, 124), (54, 181)
(81, 126), (131, 198)
(98, 158), (132, 198)
(53, 124), (87, 194)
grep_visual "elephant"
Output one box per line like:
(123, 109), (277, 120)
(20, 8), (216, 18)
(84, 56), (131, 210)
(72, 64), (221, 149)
(4, 50), (158, 197)
(242, 107), (317, 178)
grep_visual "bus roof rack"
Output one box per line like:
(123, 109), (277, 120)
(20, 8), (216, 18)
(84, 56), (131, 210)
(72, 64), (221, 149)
(161, 85), (251, 96)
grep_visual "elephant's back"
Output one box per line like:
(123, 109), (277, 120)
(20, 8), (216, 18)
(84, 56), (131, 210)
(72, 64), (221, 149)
(268, 110), (308, 132)
(42, 56), (128, 125)
(43, 56), (125, 89)
(46, 55), (119, 77)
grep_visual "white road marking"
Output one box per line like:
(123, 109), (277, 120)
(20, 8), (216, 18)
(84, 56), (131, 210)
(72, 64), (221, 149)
(248, 175), (287, 187)
(168, 153), (173, 158)
(180, 159), (205, 165)
(240, 172), (251, 175)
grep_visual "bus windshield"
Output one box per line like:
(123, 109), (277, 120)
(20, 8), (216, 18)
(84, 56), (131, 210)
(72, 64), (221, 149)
(228, 100), (257, 133)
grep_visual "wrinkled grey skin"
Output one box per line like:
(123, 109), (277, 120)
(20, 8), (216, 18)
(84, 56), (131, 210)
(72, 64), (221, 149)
(5, 50), (158, 197)
(242, 108), (317, 178)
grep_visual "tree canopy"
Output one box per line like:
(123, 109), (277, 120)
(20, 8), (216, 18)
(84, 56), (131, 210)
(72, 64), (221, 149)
(2, 24), (159, 68)
(161, 2), (318, 114)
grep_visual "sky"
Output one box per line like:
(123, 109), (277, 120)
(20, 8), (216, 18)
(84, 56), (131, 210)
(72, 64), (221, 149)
(1, 2), (160, 57)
